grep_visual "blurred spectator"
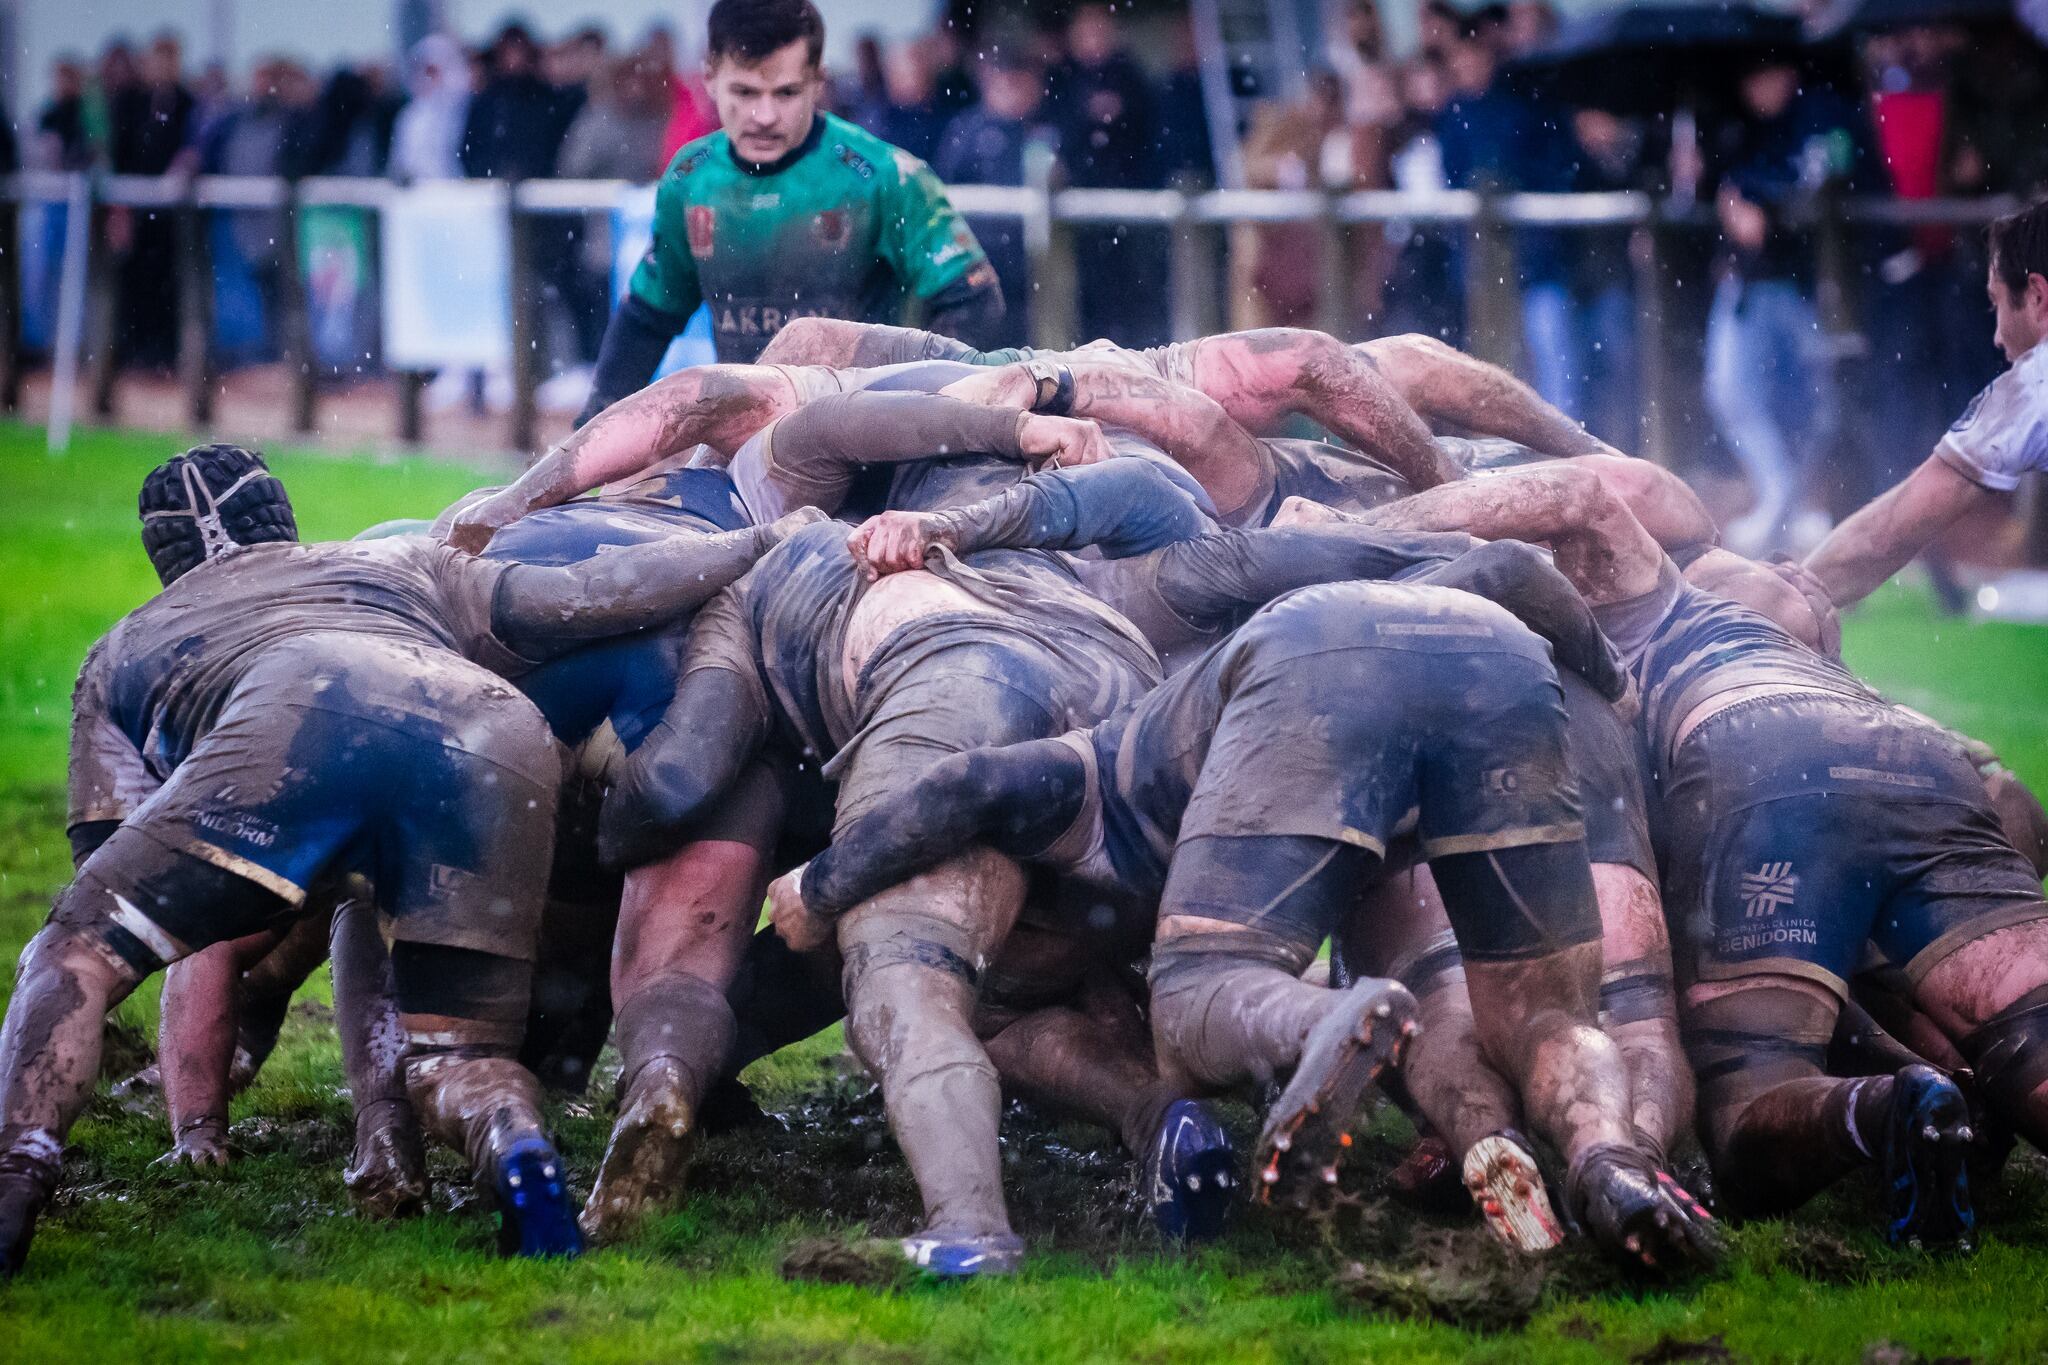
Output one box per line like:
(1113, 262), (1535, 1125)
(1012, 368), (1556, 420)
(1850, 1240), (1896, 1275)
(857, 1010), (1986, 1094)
(1946, 22), (2048, 198)
(1418, 1), (1464, 63)
(934, 46), (1057, 343)
(1380, 55), (1464, 342)
(460, 23), (574, 181)
(926, 26), (980, 122)
(646, 25), (717, 163)
(89, 39), (140, 154)
(307, 65), (402, 176)
(109, 31), (196, 371)
(841, 33), (892, 133)
(881, 38), (953, 163)
(199, 58), (320, 349)
(34, 57), (95, 170)
(548, 26), (609, 93)
(559, 54), (672, 182)
(1242, 71), (1351, 326)
(389, 34), (472, 182)
(1703, 55), (1874, 553)
(1155, 14), (1215, 186)
(1047, 2), (1169, 345)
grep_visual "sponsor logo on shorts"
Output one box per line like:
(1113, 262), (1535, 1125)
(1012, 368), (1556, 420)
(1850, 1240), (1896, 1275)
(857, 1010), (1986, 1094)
(191, 807), (278, 850)
(1374, 622), (1494, 637)
(1740, 861), (1798, 918)
(1826, 765), (1935, 789)
(715, 304), (822, 339)
(687, 206), (715, 259)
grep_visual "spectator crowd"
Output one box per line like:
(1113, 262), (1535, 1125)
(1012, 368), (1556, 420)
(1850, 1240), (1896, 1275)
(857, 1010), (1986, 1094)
(20, 4), (2048, 551)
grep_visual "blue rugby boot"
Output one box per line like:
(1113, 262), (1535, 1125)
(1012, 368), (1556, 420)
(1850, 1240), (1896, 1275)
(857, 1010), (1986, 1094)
(1883, 1064), (1976, 1253)
(898, 1230), (1026, 1278)
(1144, 1099), (1237, 1242)
(495, 1137), (583, 1259)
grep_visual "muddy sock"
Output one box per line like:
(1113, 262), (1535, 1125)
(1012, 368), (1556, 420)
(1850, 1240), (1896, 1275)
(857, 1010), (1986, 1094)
(614, 972), (736, 1115)
(1718, 1075), (1894, 1216)
(983, 1006), (1176, 1157)
(404, 1052), (548, 1180)
(846, 956), (1011, 1238)
(1150, 938), (1329, 1091)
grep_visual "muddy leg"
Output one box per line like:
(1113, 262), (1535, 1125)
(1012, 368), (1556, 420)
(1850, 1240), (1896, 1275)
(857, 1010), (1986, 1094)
(329, 898), (427, 1220)
(1593, 864), (1694, 1163)
(0, 879), (153, 1276)
(839, 847), (1026, 1247)
(983, 967), (1174, 1158)
(579, 833), (767, 1244)
(1917, 920), (2048, 1153)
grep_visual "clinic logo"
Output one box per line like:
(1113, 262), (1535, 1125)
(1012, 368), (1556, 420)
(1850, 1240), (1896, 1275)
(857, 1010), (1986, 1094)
(687, 206), (716, 259)
(1740, 862), (1798, 918)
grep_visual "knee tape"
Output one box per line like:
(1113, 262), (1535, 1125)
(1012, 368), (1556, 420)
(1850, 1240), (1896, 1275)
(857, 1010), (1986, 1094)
(1601, 959), (1678, 1028)
(1386, 929), (1463, 999)
(1684, 988), (1831, 1113)
(1147, 928), (1318, 997)
(840, 912), (985, 994)
(1961, 983), (2048, 1114)
(392, 943), (531, 1053)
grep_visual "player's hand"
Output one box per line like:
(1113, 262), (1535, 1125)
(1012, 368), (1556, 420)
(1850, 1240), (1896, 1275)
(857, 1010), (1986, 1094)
(768, 866), (833, 953)
(940, 363), (1037, 410)
(1018, 413), (1112, 470)
(156, 1120), (230, 1170)
(441, 488), (526, 555)
(848, 511), (954, 580)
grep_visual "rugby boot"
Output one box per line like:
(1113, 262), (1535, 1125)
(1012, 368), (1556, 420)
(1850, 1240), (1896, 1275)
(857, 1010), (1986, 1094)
(1462, 1130), (1566, 1254)
(1881, 1064), (1975, 1253)
(344, 1098), (429, 1221)
(1566, 1142), (1722, 1271)
(1254, 978), (1419, 1210)
(899, 1230), (1026, 1278)
(494, 1137), (582, 1258)
(0, 1131), (61, 1280)
(1143, 1099), (1237, 1242)
(578, 1056), (699, 1245)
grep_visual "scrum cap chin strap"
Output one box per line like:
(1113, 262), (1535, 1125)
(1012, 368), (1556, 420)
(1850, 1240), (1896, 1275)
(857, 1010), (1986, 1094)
(141, 461), (274, 564)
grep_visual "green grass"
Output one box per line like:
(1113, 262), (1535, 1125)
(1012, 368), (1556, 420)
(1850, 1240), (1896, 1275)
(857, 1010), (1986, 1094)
(3, 423), (2047, 1362)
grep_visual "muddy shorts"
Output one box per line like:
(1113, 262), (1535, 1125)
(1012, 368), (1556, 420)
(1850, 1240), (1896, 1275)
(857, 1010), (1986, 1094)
(75, 632), (560, 964)
(1562, 669), (1656, 879)
(1661, 692), (2048, 997)
(828, 611), (1153, 836)
(1177, 590), (1585, 864)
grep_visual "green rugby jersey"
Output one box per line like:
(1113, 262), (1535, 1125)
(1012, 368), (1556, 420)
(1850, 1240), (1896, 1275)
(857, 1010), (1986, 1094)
(629, 112), (996, 363)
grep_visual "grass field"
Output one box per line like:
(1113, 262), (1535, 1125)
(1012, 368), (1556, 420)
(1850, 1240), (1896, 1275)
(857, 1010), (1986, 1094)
(3, 423), (2047, 1363)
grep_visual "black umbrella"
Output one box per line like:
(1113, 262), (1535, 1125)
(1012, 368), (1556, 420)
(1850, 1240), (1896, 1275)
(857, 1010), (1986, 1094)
(1506, 3), (1812, 114)
(1816, 0), (2012, 32)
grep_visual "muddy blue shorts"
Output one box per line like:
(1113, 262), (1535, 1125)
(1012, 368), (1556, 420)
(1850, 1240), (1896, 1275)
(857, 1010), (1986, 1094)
(77, 632), (559, 963)
(1661, 692), (2048, 997)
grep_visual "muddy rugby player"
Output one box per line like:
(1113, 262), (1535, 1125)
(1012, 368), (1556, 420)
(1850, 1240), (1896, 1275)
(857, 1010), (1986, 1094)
(11, 295), (2048, 1280)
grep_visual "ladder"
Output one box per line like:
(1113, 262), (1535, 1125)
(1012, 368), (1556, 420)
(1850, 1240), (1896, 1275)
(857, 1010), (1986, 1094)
(1190, 0), (1316, 188)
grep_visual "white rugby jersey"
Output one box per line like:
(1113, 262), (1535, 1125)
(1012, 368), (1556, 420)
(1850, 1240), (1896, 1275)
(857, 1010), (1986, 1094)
(1936, 341), (2048, 492)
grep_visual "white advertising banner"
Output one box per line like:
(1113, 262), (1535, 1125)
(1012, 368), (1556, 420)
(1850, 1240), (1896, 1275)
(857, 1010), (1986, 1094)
(380, 182), (513, 370)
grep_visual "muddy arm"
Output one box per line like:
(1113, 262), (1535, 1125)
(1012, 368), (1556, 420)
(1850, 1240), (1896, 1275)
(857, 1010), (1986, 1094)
(597, 591), (775, 870)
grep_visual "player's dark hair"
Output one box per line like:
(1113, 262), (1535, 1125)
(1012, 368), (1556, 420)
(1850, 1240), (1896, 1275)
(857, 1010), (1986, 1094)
(138, 443), (298, 587)
(706, 0), (825, 67)
(1989, 199), (2048, 297)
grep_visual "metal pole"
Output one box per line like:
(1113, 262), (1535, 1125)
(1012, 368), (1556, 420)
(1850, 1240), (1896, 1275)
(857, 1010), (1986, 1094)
(176, 185), (217, 428)
(506, 187), (540, 458)
(0, 191), (20, 411)
(397, 368), (425, 446)
(276, 183), (316, 434)
(1462, 189), (1522, 375)
(1631, 215), (1676, 467)
(85, 199), (118, 420)
(1314, 198), (1350, 340)
(48, 174), (92, 454)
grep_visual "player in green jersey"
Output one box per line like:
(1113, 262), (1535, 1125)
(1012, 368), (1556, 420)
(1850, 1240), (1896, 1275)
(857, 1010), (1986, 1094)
(578, 0), (1005, 423)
